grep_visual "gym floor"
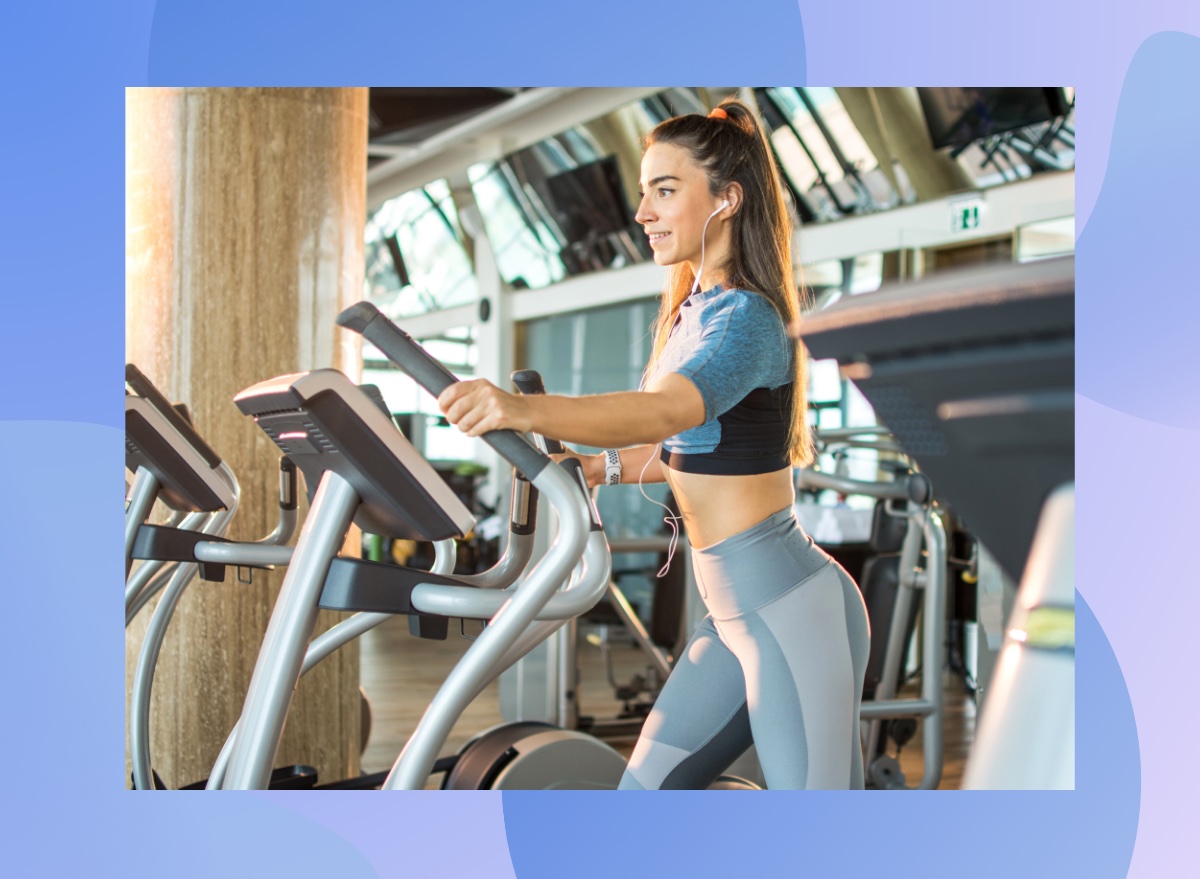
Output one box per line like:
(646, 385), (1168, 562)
(359, 615), (975, 790)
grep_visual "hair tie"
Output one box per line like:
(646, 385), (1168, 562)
(708, 107), (728, 120)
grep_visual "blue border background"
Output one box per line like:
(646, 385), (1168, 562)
(2, 1), (1196, 876)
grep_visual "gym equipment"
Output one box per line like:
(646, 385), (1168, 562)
(798, 440), (948, 791)
(801, 256), (1074, 789)
(213, 304), (623, 789)
(125, 364), (300, 790)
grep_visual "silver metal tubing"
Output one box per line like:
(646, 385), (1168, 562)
(221, 472), (360, 789)
(193, 543), (294, 566)
(482, 532), (611, 686)
(916, 510), (948, 790)
(206, 722), (237, 790)
(126, 510), (226, 625)
(457, 539), (607, 729)
(453, 531), (534, 589)
(860, 699), (938, 720)
(295, 533), (460, 671)
(409, 532), (607, 622)
(207, 525), (461, 790)
(860, 508), (947, 790)
(126, 561), (188, 627)
(125, 467), (160, 576)
(215, 461), (242, 518)
(255, 505), (297, 547)
(129, 503), (236, 789)
(433, 538), (457, 574)
(814, 426), (891, 441)
(602, 579), (673, 683)
(821, 438), (906, 454)
(864, 506), (927, 760)
(130, 561), (196, 790)
(254, 464), (296, 546)
(384, 463), (591, 790)
(796, 469), (910, 500)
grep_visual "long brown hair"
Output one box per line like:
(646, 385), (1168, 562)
(643, 97), (813, 467)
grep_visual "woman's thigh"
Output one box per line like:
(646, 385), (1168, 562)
(715, 563), (869, 790)
(618, 616), (753, 790)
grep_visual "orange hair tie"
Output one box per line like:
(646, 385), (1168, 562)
(708, 107), (728, 120)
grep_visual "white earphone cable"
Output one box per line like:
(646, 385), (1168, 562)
(637, 443), (682, 577)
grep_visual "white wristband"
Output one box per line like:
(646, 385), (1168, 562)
(604, 449), (622, 486)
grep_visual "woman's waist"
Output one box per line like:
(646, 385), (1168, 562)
(685, 506), (835, 619)
(665, 465), (795, 549)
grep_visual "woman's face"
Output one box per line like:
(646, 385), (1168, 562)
(635, 142), (724, 271)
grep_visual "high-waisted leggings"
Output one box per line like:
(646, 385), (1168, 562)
(618, 507), (871, 790)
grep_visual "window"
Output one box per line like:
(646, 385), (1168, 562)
(364, 180), (478, 318)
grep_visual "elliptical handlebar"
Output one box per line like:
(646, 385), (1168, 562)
(337, 302), (548, 481)
(510, 370), (565, 455)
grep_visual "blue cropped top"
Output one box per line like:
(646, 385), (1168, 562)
(643, 284), (794, 475)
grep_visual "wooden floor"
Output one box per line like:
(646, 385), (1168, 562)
(360, 616), (974, 789)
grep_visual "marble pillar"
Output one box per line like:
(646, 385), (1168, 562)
(125, 87), (368, 788)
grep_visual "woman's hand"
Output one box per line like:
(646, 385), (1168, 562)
(438, 379), (534, 438)
(550, 451), (605, 488)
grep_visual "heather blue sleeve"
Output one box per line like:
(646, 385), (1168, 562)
(671, 292), (792, 420)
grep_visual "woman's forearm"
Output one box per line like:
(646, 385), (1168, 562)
(438, 373), (703, 450)
(530, 389), (691, 446)
(571, 444), (667, 488)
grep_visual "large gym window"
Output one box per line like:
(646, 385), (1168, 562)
(364, 179), (478, 319)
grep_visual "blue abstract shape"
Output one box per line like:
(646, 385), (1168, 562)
(147, 1), (806, 85)
(0, 422), (375, 877)
(256, 792), (517, 879)
(502, 594), (1138, 878)
(0, 1), (156, 426)
(1077, 31), (1200, 427)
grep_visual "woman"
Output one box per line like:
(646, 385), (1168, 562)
(438, 98), (870, 790)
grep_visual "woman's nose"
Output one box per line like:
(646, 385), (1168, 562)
(634, 196), (653, 224)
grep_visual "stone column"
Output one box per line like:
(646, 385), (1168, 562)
(125, 87), (368, 788)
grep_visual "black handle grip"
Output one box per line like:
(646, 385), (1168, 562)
(337, 302), (549, 480)
(510, 369), (547, 396)
(126, 364), (224, 470)
(510, 369), (566, 455)
(279, 456), (297, 511)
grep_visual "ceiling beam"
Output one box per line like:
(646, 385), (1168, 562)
(367, 87), (662, 210)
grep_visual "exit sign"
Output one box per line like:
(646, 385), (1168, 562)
(952, 198), (983, 232)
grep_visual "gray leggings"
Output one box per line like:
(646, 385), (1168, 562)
(618, 507), (871, 790)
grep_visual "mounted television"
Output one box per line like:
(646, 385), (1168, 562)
(917, 88), (1070, 150)
(542, 155), (634, 244)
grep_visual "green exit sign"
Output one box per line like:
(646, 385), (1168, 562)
(952, 198), (983, 232)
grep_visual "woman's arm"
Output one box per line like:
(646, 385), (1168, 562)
(438, 373), (705, 450)
(564, 444), (667, 488)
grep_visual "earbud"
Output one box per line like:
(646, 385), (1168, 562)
(693, 200), (731, 295)
(706, 199), (729, 220)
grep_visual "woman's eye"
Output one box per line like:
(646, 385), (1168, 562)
(658, 188), (673, 197)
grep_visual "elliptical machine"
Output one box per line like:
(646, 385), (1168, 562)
(212, 302), (628, 789)
(125, 364), (303, 790)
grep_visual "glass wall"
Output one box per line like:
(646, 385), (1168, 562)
(522, 298), (668, 540)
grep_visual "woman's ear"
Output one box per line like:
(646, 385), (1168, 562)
(722, 183), (745, 216)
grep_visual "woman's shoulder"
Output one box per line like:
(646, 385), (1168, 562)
(705, 286), (786, 330)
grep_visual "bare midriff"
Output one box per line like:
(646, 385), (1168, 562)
(662, 463), (795, 549)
